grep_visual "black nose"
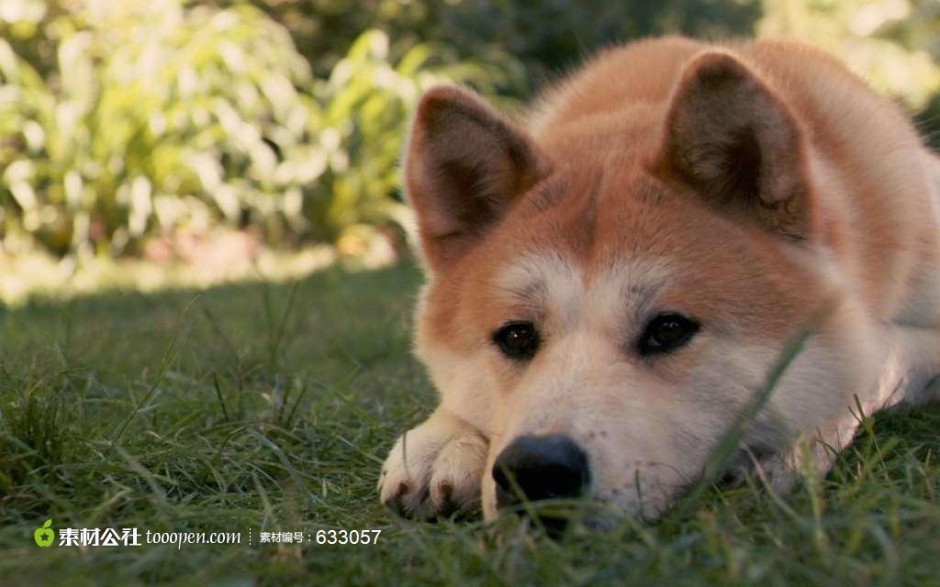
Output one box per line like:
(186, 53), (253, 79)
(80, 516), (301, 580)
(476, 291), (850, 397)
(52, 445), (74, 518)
(493, 434), (591, 510)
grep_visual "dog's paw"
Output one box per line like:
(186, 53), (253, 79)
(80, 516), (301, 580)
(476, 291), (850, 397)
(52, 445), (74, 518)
(378, 412), (488, 520)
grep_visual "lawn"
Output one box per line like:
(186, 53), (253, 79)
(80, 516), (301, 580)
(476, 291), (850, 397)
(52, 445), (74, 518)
(1, 259), (938, 586)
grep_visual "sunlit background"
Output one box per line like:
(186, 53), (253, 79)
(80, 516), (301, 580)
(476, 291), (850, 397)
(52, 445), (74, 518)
(1, 0), (937, 305)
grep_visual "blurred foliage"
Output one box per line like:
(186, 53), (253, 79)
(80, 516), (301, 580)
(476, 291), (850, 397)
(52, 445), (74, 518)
(0, 0), (327, 256)
(236, 0), (762, 92)
(760, 0), (940, 108)
(0, 0), (511, 257)
(0, 0), (937, 259)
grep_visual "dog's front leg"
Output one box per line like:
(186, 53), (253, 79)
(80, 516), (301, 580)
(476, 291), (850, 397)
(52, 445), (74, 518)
(379, 407), (488, 519)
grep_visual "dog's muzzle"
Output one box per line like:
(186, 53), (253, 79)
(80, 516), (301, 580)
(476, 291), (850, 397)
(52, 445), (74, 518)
(493, 434), (591, 532)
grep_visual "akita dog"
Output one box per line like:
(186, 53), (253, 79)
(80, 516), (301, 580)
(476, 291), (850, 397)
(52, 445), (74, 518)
(378, 37), (940, 525)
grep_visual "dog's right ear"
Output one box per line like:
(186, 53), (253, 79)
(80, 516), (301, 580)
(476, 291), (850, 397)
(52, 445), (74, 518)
(404, 87), (549, 271)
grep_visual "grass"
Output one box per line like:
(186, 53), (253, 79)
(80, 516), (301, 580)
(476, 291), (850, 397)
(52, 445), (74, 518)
(0, 258), (938, 586)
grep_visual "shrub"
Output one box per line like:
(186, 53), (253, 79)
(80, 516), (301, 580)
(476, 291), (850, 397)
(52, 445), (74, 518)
(0, 0), (521, 257)
(0, 0), (330, 256)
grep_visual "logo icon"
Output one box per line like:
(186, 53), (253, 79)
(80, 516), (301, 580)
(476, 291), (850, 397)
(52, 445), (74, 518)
(34, 519), (55, 548)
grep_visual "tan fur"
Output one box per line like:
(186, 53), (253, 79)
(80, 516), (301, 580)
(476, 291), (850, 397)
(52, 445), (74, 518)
(379, 37), (940, 523)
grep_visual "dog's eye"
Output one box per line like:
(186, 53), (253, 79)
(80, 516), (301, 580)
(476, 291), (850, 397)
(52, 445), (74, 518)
(639, 313), (699, 355)
(493, 321), (541, 360)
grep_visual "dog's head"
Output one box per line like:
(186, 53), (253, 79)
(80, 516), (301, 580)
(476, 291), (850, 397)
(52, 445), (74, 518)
(404, 52), (879, 522)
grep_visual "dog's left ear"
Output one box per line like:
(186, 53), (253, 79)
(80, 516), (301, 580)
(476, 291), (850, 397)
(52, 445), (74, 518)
(653, 51), (813, 240)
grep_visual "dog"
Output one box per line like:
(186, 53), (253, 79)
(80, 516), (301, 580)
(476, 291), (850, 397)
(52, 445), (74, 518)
(378, 37), (940, 526)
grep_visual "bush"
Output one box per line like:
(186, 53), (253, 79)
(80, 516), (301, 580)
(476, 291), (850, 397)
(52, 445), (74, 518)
(0, 0), (519, 257)
(0, 0), (326, 256)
